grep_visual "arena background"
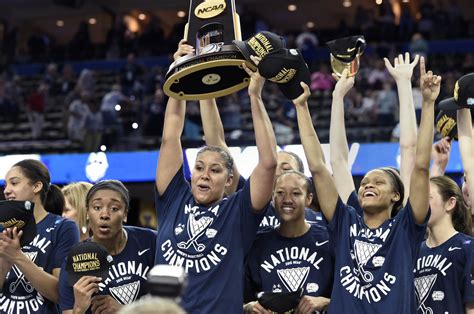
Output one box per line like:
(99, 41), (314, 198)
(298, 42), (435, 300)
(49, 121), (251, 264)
(0, 0), (473, 228)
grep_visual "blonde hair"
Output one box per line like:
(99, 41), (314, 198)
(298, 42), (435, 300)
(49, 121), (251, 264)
(118, 296), (185, 314)
(62, 182), (93, 235)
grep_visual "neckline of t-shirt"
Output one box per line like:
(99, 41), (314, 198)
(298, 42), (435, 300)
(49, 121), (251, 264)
(275, 223), (312, 240)
(424, 231), (460, 250)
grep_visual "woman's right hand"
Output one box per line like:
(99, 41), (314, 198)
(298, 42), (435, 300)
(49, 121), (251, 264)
(332, 69), (355, 99)
(72, 276), (101, 314)
(173, 39), (195, 61)
(244, 301), (272, 314)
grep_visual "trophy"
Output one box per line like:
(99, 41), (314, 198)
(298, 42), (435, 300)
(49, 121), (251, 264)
(164, 0), (254, 100)
(326, 35), (366, 78)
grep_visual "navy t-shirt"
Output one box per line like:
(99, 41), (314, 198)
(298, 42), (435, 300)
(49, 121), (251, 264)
(326, 198), (429, 313)
(0, 214), (79, 314)
(59, 226), (157, 312)
(414, 232), (474, 313)
(245, 223), (333, 306)
(155, 167), (267, 314)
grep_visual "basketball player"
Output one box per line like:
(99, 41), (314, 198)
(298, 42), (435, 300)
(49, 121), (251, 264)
(0, 159), (79, 313)
(153, 41), (277, 313)
(294, 57), (440, 312)
(59, 180), (157, 313)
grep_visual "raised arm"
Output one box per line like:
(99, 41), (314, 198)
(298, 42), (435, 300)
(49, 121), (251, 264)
(329, 69), (356, 202)
(458, 108), (474, 212)
(294, 82), (339, 222)
(155, 41), (193, 195)
(199, 98), (241, 194)
(384, 53), (419, 205)
(430, 137), (452, 176)
(410, 57), (441, 224)
(242, 56), (277, 211)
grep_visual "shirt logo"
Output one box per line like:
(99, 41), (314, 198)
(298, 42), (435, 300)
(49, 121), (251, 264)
(9, 252), (37, 293)
(414, 273), (437, 313)
(138, 249), (150, 256)
(448, 246), (461, 251)
(177, 212), (214, 252)
(277, 267), (310, 292)
(315, 240), (328, 247)
(352, 239), (382, 283)
(109, 280), (140, 304)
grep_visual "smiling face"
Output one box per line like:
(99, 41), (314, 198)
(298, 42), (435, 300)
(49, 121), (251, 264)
(358, 169), (400, 214)
(191, 151), (232, 206)
(3, 166), (40, 202)
(273, 172), (312, 223)
(87, 189), (127, 242)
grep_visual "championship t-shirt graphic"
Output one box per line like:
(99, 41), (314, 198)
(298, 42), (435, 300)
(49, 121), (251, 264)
(414, 233), (474, 314)
(245, 223), (333, 308)
(326, 198), (428, 313)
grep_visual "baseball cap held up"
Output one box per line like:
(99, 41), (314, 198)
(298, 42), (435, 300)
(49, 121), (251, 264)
(326, 35), (366, 77)
(436, 109), (458, 139)
(258, 48), (311, 99)
(0, 200), (36, 246)
(257, 288), (304, 312)
(233, 31), (286, 66)
(438, 73), (474, 110)
(66, 241), (113, 286)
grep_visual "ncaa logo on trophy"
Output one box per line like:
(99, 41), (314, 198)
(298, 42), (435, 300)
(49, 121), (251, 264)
(164, 0), (256, 100)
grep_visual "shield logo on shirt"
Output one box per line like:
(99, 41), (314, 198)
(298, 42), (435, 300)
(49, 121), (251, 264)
(177, 212), (214, 252)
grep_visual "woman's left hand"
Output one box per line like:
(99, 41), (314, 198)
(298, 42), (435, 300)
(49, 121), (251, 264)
(296, 295), (330, 314)
(0, 227), (23, 262)
(91, 295), (123, 314)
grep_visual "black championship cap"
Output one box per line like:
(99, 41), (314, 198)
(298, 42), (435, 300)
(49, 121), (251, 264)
(258, 48), (311, 99)
(326, 35), (366, 77)
(0, 200), (36, 246)
(436, 109), (458, 139)
(66, 241), (113, 286)
(233, 31), (286, 65)
(257, 288), (304, 313)
(438, 73), (474, 110)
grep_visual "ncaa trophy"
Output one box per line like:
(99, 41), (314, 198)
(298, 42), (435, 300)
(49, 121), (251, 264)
(163, 0), (254, 100)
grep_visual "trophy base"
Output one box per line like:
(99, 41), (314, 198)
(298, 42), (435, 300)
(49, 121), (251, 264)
(164, 45), (256, 101)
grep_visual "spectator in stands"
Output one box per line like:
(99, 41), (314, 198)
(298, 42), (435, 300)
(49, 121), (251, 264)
(43, 63), (61, 96)
(3, 75), (23, 123)
(409, 33), (429, 59)
(68, 90), (91, 144)
(1, 159), (79, 313)
(83, 98), (104, 152)
(295, 26), (318, 67)
(310, 63), (335, 94)
(76, 69), (96, 95)
(62, 182), (93, 241)
(70, 21), (92, 60)
(183, 101), (202, 141)
(144, 86), (165, 137)
(120, 53), (143, 97)
(27, 82), (48, 139)
(101, 84), (128, 141)
(59, 64), (77, 96)
(376, 81), (397, 126)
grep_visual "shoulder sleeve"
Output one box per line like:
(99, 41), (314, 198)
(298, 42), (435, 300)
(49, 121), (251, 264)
(58, 259), (75, 311)
(326, 197), (352, 250)
(238, 178), (267, 254)
(236, 175), (246, 192)
(53, 218), (80, 269)
(155, 166), (189, 221)
(397, 201), (429, 258)
(347, 191), (363, 216)
(463, 238), (474, 303)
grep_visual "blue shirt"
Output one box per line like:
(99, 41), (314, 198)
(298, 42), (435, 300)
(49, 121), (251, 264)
(59, 226), (157, 312)
(0, 214), (79, 314)
(414, 232), (474, 313)
(245, 223), (333, 304)
(155, 167), (267, 314)
(326, 198), (429, 313)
